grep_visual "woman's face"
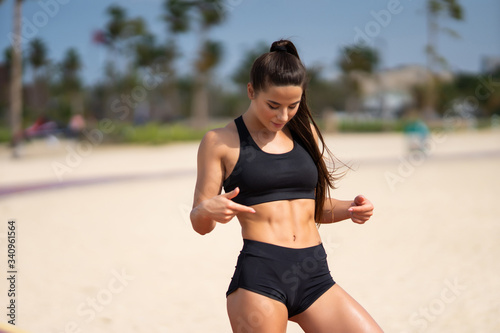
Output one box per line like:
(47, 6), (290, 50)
(248, 83), (303, 132)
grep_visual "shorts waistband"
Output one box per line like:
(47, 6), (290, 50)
(241, 239), (327, 262)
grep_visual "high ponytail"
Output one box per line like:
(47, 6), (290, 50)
(250, 39), (342, 223)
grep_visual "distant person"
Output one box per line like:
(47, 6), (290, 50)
(190, 39), (382, 332)
(403, 111), (430, 154)
(24, 115), (59, 139)
(66, 114), (86, 139)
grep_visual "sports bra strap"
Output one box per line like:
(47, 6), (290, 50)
(234, 115), (251, 147)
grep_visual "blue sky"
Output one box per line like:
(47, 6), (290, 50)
(1, 0), (499, 87)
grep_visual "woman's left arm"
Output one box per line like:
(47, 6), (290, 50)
(308, 123), (374, 224)
(319, 195), (374, 224)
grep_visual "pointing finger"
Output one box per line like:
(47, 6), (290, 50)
(224, 187), (240, 200)
(229, 202), (256, 214)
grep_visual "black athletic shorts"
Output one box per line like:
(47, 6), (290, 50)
(226, 239), (336, 318)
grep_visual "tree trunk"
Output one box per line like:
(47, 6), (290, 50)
(424, 8), (438, 120)
(10, 0), (23, 158)
(190, 27), (210, 129)
(190, 72), (209, 129)
(71, 92), (84, 115)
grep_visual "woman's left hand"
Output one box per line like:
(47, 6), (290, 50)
(347, 195), (374, 224)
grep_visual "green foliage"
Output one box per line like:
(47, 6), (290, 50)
(337, 119), (406, 133)
(163, 0), (191, 33)
(106, 5), (128, 41)
(199, 0), (226, 27)
(428, 0), (463, 20)
(213, 92), (244, 117)
(134, 34), (176, 69)
(103, 4), (152, 57)
(338, 44), (380, 74)
(60, 48), (82, 91)
(3, 1), (489, 139)
(111, 122), (210, 144)
(436, 71), (500, 117)
(0, 126), (10, 143)
(28, 38), (47, 69)
(176, 76), (195, 117)
(196, 40), (223, 73)
(306, 66), (341, 114)
(426, 0), (464, 71)
(231, 41), (269, 90)
(3, 46), (12, 67)
(163, 0), (226, 32)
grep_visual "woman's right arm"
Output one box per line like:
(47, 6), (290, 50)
(190, 129), (255, 235)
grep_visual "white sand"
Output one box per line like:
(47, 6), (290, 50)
(0, 129), (499, 332)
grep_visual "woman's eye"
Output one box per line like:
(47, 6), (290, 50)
(268, 104), (279, 110)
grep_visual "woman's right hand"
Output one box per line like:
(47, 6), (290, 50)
(202, 187), (256, 224)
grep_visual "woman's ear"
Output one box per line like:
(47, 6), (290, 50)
(247, 83), (255, 100)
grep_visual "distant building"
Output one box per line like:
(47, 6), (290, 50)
(350, 64), (453, 119)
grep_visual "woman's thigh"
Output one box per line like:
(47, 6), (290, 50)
(289, 284), (383, 333)
(227, 288), (289, 333)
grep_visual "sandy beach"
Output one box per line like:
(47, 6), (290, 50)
(0, 128), (499, 332)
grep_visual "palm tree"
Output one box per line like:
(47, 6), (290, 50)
(163, 0), (227, 128)
(28, 38), (47, 81)
(426, 0), (463, 71)
(231, 41), (269, 90)
(93, 5), (151, 122)
(28, 38), (48, 115)
(97, 5), (147, 80)
(106, 5), (127, 46)
(1, 0), (23, 157)
(107, 6), (147, 54)
(134, 34), (178, 120)
(337, 44), (380, 117)
(191, 39), (223, 128)
(424, 0), (464, 119)
(60, 48), (83, 116)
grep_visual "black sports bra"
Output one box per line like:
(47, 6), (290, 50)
(222, 115), (318, 206)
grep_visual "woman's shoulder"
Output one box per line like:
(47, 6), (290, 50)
(198, 119), (239, 156)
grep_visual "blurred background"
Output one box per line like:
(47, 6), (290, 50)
(0, 0), (499, 148)
(0, 1), (499, 332)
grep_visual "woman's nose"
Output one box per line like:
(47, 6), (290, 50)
(277, 109), (288, 122)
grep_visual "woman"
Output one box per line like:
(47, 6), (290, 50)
(190, 39), (383, 332)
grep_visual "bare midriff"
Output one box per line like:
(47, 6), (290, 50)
(236, 198), (321, 248)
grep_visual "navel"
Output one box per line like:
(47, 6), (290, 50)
(293, 235), (296, 242)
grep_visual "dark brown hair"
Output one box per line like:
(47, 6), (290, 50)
(250, 39), (342, 223)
